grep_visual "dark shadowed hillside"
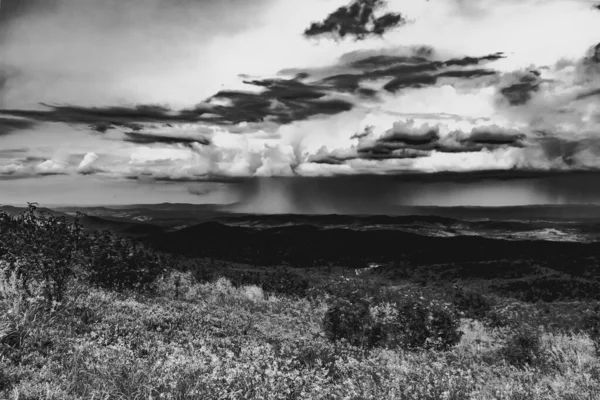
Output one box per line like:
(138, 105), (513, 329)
(146, 221), (600, 272)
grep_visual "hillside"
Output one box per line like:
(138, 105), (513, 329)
(3, 205), (600, 399)
(4, 272), (600, 399)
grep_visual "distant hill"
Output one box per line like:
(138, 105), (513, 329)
(146, 220), (600, 270)
(50, 203), (600, 229)
(1, 205), (164, 237)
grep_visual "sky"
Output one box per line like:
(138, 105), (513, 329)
(1, 0), (600, 209)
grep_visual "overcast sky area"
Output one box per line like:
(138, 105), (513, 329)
(1, 0), (600, 209)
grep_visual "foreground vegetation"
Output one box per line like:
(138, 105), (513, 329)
(2, 205), (600, 399)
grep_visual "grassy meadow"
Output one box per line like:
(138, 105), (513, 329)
(2, 205), (600, 399)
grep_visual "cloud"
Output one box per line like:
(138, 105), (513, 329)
(0, 77), (357, 132)
(299, 49), (504, 94)
(0, 0), (277, 109)
(124, 132), (211, 147)
(77, 152), (99, 175)
(205, 78), (356, 124)
(303, 0), (406, 40)
(2, 0), (600, 194)
(357, 119), (525, 155)
(0, 148), (28, 159)
(36, 159), (67, 175)
(2, 104), (184, 126)
(376, 120), (440, 146)
(0, 157), (68, 179)
(0, 46), (506, 138)
(0, 117), (37, 136)
(466, 125), (525, 146)
(498, 70), (541, 106)
(575, 88), (600, 101)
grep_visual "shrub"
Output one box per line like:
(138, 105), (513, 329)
(191, 261), (220, 284)
(322, 290), (463, 351)
(451, 286), (493, 320)
(484, 309), (510, 329)
(0, 204), (167, 297)
(392, 297), (463, 351)
(82, 230), (166, 292)
(0, 204), (85, 304)
(500, 325), (545, 368)
(322, 296), (376, 348)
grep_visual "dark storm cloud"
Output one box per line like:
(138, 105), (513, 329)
(0, 47), (504, 136)
(306, 155), (351, 165)
(352, 123), (525, 161)
(89, 123), (115, 134)
(499, 70), (541, 106)
(335, 51), (503, 73)
(0, 104), (204, 140)
(303, 0), (406, 41)
(444, 53), (505, 67)
(315, 52), (503, 94)
(382, 74), (440, 92)
(0, 117), (38, 136)
(0, 76), (356, 130)
(347, 54), (431, 69)
(357, 146), (430, 160)
(2, 104), (184, 125)
(308, 122), (526, 166)
(436, 69), (498, 79)
(381, 66), (498, 93)
(204, 77), (355, 124)
(123, 131), (211, 147)
(380, 123), (440, 146)
(467, 126), (525, 146)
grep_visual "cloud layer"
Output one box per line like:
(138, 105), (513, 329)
(1, 0), (600, 206)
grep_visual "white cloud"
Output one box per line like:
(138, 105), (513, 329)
(36, 159), (66, 174)
(77, 152), (99, 174)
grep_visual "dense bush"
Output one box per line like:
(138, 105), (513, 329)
(0, 204), (167, 299)
(500, 325), (545, 368)
(323, 289), (462, 351)
(451, 286), (493, 320)
(82, 230), (167, 292)
(322, 297), (376, 348)
(0, 204), (85, 304)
